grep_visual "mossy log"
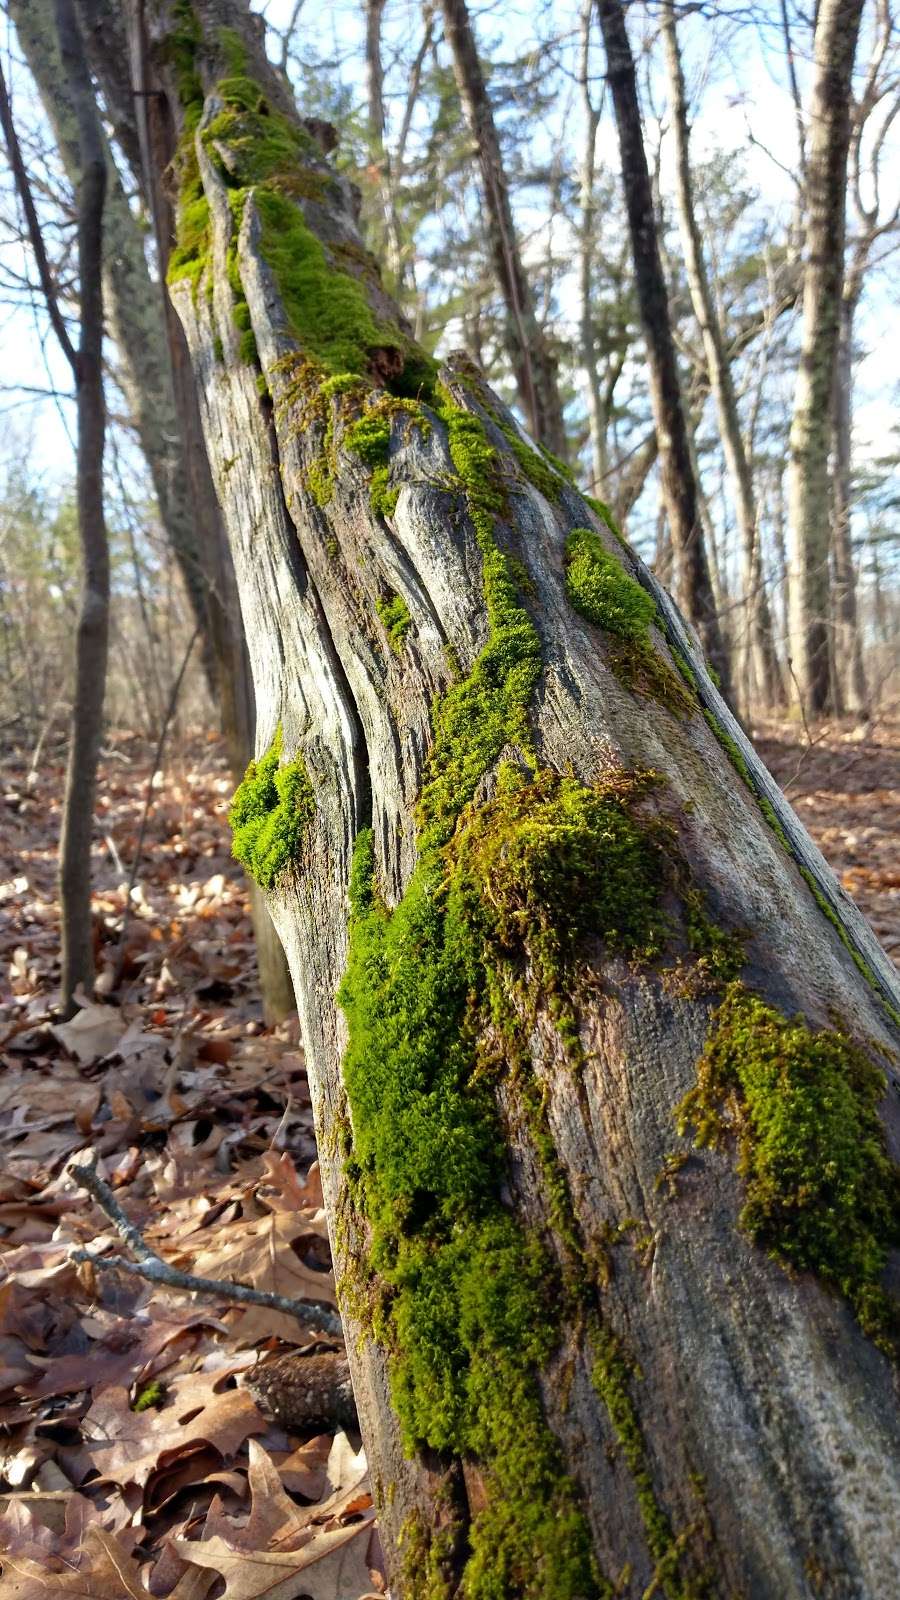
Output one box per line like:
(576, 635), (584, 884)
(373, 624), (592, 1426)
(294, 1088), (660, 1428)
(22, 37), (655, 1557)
(135, 5), (900, 1596)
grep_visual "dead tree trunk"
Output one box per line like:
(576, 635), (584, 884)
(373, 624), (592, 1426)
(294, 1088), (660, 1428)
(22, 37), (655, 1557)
(438, 0), (568, 460)
(787, 0), (866, 716)
(595, 0), (732, 703)
(661, 0), (784, 711)
(132, 5), (900, 1596)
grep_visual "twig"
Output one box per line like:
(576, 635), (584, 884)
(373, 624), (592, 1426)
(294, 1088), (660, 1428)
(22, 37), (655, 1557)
(69, 1160), (343, 1339)
(112, 623), (201, 987)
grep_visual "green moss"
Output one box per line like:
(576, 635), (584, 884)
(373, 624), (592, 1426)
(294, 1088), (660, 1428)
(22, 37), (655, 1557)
(343, 409), (390, 466)
(583, 493), (629, 550)
(591, 1331), (679, 1579)
(499, 423), (563, 502)
(564, 527), (656, 640)
(377, 592), (411, 653)
(252, 187), (433, 394)
(229, 724), (315, 889)
(677, 984), (900, 1347)
(132, 1380), (165, 1412)
(334, 393), (684, 1593)
(564, 528), (692, 716)
(339, 796), (649, 1595)
(415, 397), (542, 850)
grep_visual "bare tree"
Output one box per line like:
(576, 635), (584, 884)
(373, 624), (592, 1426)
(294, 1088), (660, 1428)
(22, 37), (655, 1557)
(661, 1), (785, 710)
(787, 0), (866, 715)
(364, 0), (406, 293)
(0, 0), (108, 1014)
(121, 2), (900, 1593)
(831, 0), (900, 715)
(595, 0), (732, 699)
(438, 0), (568, 459)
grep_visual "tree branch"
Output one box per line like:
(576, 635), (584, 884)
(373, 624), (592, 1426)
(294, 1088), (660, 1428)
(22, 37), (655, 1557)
(69, 1160), (344, 1339)
(0, 54), (79, 374)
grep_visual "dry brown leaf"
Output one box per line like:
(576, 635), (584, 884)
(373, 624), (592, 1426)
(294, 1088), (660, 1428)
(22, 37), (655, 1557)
(0, 1526), (146, 1598)
(172, 1517), (377, 1600)
(50, 1003), (126, 1065)
(73, 1374), (266, 1492)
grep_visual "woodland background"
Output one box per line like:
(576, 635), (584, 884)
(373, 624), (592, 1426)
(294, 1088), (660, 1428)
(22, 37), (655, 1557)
(0, 0), (898, 1595)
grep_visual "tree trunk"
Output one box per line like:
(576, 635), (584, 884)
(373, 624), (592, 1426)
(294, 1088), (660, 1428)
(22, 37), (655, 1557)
(56, 0), (109, 1013)
(438, 0), (568, 460)
(595, 0), (732, 703)
(661, 1), (784, 711)
(364, 0), (406, 295)
(73, 0), (296, 1022)
(787, 0), (865, 716)
(831, 286), (869, 716)
(9, 0), (218, 692)
(576, 0), (608, 500)
(133, 5), (900, 1595)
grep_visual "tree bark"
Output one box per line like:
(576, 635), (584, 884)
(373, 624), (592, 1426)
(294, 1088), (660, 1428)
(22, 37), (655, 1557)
(132, 4), (900, 1595)
(661, 1), (784, 711)
(595, 0), (732, 702)
(787, 0), (866, 716)
(438, 0), (568, 461)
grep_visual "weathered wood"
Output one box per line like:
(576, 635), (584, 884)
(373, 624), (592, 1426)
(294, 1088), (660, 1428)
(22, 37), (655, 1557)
(134, 5), (900, 1595)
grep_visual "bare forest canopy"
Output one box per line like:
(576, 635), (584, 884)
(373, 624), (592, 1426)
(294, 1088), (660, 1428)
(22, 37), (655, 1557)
(0, 1), (899, 1598)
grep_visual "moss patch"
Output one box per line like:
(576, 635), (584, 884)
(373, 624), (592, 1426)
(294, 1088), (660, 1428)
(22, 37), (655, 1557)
(564, 527), (692, 716)
(416, 397), (543, 851)
(376, 592), (411, 653)
(339, 771), (667, 1595)
(229, 724), (315, 889)
(591, 1330), (694, 1594)
(677, 983), (900, 1347)
(564, 526), (656, 640)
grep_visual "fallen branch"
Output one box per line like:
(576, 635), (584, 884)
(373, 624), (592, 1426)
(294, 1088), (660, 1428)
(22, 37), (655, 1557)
(69, 1159), (342, 1339)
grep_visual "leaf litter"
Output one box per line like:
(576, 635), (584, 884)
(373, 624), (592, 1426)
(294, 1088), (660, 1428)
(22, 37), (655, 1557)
(0, 733), (385, 1598)
(0, 720), (896, 1596)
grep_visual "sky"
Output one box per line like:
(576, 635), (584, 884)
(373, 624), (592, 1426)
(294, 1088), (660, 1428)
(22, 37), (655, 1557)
(0, 0), (897, 537)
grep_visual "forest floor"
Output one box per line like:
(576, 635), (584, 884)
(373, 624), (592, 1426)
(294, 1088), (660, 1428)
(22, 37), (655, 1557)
(0, 716), (897, 1596)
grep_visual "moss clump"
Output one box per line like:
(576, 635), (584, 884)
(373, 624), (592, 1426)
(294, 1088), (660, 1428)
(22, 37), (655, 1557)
(447, 767), (667, 974)
(253, 187), (432, 394)
(343, 396), (428, 517)
(416, 398), (542, 850)
(564, 528), (692, 716)
(229, 724), (315, 889)
(340, 795), (652, 1596)
(377, 591), (411, 653)
(335, 391), (676, 1592)
(678, 983), (900, 1346)
(132, 1380), (165, 1412)
(564, 527), (656, 640)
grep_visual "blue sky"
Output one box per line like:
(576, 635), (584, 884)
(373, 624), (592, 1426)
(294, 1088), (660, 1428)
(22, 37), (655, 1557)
(0, 0), (896, 546)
